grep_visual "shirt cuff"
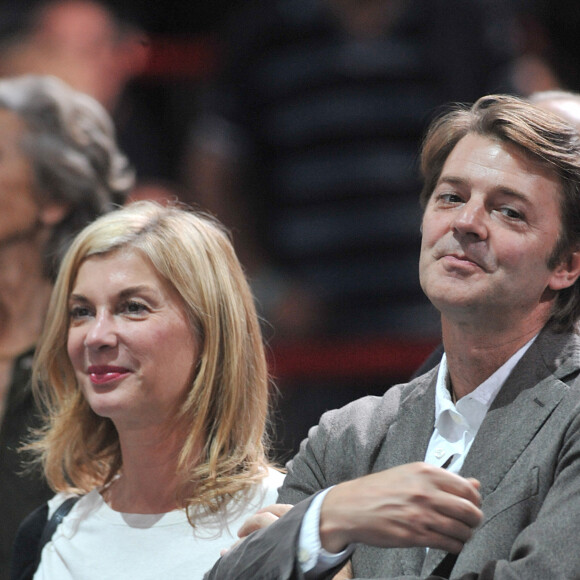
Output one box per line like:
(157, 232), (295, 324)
(298, 487), (354, 575)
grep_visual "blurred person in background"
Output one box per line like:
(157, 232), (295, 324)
(186, 0), (523, 458)
(186, 0), (520, 341)
(529, 89), (580, 130)
(514, 0), (580, 95)
(0, 0), (167, 183)
(0, 74), (133, 580)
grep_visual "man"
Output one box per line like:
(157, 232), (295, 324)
(411, 89), (580, 380)
(205, 94), (580, 579)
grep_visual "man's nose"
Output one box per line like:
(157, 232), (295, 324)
(452, 199), (488, 239)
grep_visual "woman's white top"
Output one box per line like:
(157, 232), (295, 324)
(34, 468), (285, 580)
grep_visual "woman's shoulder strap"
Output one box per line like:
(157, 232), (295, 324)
(38, 496), (81, 552)
(10, 495), (82, 580)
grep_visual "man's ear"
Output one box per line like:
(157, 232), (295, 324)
(549, 249), (580, 291)
(39, 201), (69, 227)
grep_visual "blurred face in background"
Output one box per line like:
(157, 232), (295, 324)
(34, 0), (124, 108)
(5, 0), (148, 111)
(0, 108), (69, 253)
(0, 109), (39, 248)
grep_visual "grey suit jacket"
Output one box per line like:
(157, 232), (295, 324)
(206, 327), (580, 579)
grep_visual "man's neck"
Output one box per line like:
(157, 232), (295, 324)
(441, 317), (545, 400)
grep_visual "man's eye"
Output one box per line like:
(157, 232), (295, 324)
(437, 192), (463, 204)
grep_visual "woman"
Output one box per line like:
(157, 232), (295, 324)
(12, 201), (284, 579)
(0, 73), (133, 578)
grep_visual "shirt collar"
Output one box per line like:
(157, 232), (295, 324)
(434, 334), (538, 430)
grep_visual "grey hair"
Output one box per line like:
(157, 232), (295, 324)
(0, 74), (135, 278)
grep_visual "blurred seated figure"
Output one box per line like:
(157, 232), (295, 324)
(0, 74), (133, 580)
(186, 0), (519, 340)
(11, 201), (283, 580)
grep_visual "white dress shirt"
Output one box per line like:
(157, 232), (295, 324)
(298, 336), (537, 575)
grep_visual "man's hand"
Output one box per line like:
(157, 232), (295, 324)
(320, 462), (482, 554)
(220, 504), (294, 555)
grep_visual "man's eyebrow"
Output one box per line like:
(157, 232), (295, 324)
(437, 175), (531, 202)
(434, 175), (470, 191)
(436, 175), (465, 187)
(494, 186), (531, 203)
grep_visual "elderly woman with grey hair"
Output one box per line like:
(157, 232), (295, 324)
(0, 74), (133, 580)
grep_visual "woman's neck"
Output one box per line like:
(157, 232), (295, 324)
(104, 425), (200, 514)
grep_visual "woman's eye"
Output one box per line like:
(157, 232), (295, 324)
(69, 305), (91, 319)
(123, 301), (148, 315)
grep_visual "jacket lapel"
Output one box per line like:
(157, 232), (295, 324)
(382, 372), (438, 469)
(462, 329), (580, 495)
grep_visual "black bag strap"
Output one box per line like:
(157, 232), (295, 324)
(10, 496), (82, 580)
(36, 496), (81, 563)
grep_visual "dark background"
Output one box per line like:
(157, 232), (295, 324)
(5, 0), (580, 462)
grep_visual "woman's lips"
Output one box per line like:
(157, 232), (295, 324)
(87, 365), (130, 385)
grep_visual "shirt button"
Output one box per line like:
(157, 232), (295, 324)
(434, 448), (445, 459)
(451, 413), (463, 424)
(298, 547), (310, 563)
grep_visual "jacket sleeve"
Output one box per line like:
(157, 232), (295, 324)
(204, 394), (398, 580)
(279, 394), (399, 506)
(203, 496), (345, 580)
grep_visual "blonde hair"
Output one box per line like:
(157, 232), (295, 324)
(30, 200), (272, 522)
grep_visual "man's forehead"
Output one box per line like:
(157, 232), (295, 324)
(441, 134), (561, 186)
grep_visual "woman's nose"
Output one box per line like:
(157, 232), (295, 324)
(84, 310), (117, 349)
